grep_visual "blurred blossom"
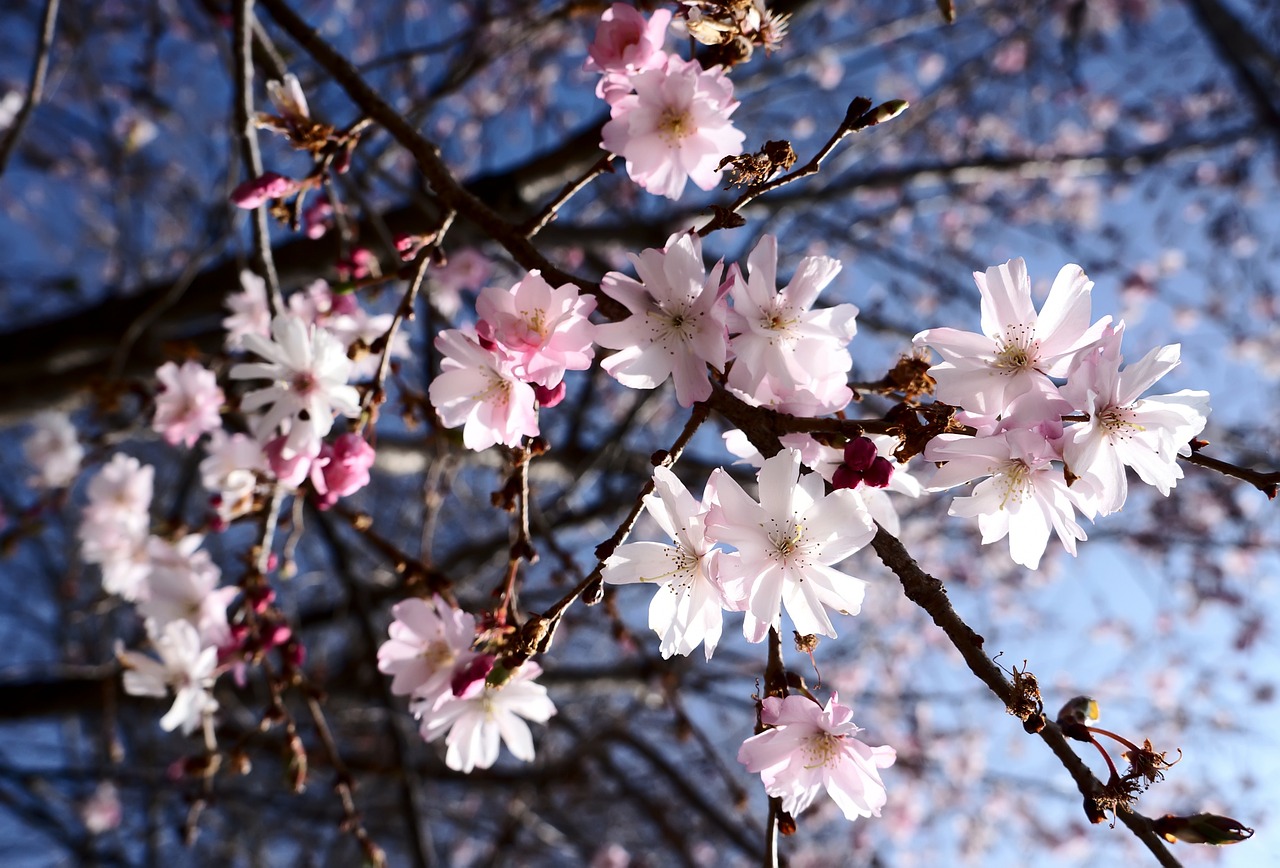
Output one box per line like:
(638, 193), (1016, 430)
(80, 782), (122, 835)
(152, 361), (224, 448)
(24, 411), (84, 490)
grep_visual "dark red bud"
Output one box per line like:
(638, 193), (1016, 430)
(842, 436), (878, 471)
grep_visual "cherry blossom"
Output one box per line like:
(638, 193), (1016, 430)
(117, 619), (219, 735)
(23, 411), (84, 490)
(707, 449), (875, 643)
(137, 534), (236, 648)
(379, 596), (478, 703)
(738, 693), (896, 821)
(601, 55), (744, 199)
(602, 465), (730, 660)
(79, 454), (154, 601)
(596, 232), (729, 406)
(914, 258), (1110, 417)
(417, 662), (556, 773)
(313, 433), (376, 509)
(199, 429), (267, 523)
(1061, 325), (1210, 515)
(475, 270), (597, 388)
(586, 3), (672, 103)
(429, 329), (540, 451)
(726, 234), (858, 412)
(229, 314), (361, 453)
(223, 270), (272, 349)
(926, 426), (1091, 570)
(152, 361), (225, 447)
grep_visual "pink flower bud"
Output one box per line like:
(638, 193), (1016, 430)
(451, 654), (496, 699)
(533, 381), (567, 408)
(230, 172), (298, 209)
(314, 434), (375, 509)
(264, 434), (319, 488)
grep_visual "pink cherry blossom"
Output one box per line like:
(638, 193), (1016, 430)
(313, 433), (375, 509)
(429, 329), (540, 451)
(79, 454), (154, 601)
(475, 270), (597, 388)
(223, 270), (272, 349)
(200, 429), (266, 523)
(596, 232), (729, 406)
(585, 4), (671, 76)
(601, 55), (744, 199)
(230, 172), (299, 209)
(926, 427), (1091, 570)
(152, 361), (225, 448)
(1061, 325), (1210, 515)
(117, 619), (219, 735)
(726, 235), (858, 412)
(263, 432), (322, 489)
(137, 534), (236, 648)
(602, 465), (730, 660)
(738, 693), (896, 821)
(707, 449), (875, 643)
(379, 596), (478, 703)
(914, 258), (1110, 417)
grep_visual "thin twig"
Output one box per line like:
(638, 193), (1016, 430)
(1183, 445), (1279, 499)
(521, 154), (615, 238)
(0, 0), (60, 176)
(233, 0), (285, 314)
(360, 250), (436, 432)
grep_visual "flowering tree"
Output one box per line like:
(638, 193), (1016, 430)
(0, 0), (1277, 866)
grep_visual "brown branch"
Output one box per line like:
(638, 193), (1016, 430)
(1183, 443), (1280, 499)
(521, 153), (615, 238)
(0, 0), (60, 176)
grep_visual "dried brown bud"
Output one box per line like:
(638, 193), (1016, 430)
(1122, 738), (1181, 788)
(1152, 812), (1255, 845)
(793, 632), (819, 653)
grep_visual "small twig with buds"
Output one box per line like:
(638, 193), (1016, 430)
(522, 153), (616, 238)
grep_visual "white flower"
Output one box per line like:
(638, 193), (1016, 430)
(199, 429), (267, 522)
(137, 535), (235, 647)
(229, 314), (361, 451)
(707, 449), (875, 643)
(417, 662), (556, 773)
(117, 619), (219, 734)
(602, 466), (729, 660)
(595, 232), (729, 406)
(223, 270), (272, 349)
(24, 411), (84, 490)
(79, 454), (154, 601)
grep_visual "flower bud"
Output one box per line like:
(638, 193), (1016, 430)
(863, 456), (894, 488)
(230, 172), (298, 209)
(843, 436), (878, 471)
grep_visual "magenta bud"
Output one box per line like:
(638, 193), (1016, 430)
(451, 654), (496, 698)
(832, 464), (862, 490)
(266, 624), (292, 648)
(230, 172), (298, 209)
(534, 381), (567, 408)
(266, 552), (279, 572)
(843, 436), (878, 471)
(863, 456), (894, 488)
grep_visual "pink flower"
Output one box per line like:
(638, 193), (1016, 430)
(585, 4), (671, 75)
(429, 329), (540, 451)
(79, 454), (154, 600)
(24, 411), (83, 490)
(475, 270), (597, 388)
(137, 534), (236, 648)
(263, 432), (321, 489)
(379, 596), (477, 703)
(596, 232), (729, 406)
(117, 620), (219, 735)
(230, 172), (299, 209)
(738, 693), (896, 821)
(601, 56), (744, 199)
(913, 258), (1110, 417)
(313, 433), (375, 509)
(429, 248), (492, 319)
(224, 270), (272, 350)
(152, 361), (225, 448)
(200, 429), (266, 522)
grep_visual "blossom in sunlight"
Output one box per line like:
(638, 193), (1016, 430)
(137, 535), (236, 648)
(417, 662), (556, 773)
(586, 3), (672, 102)
(1061, 325), (1210, 515)
(595, 232), (729, 406)
(80, 454), (154, 601)
(726, 234), (858, 411)
(24, 411), (84, 490)
(152, 361), (224, 448)
(229, 314), (361, 453)
(602, 465), (730, 660)
(379, 596), (478, 703)
(601, 55), (744, 199)
(738, 693), (896, 821)
(926, 426), (1091, 570)
(429, 329), (540, 451)
(707, 449), (875, 643)
(475, 270), (597, 388)
(223, 270), (272, 349)
(913, 258), (1110, 417)
(117, 619), (219, 735)
(429, 248), (492, 319)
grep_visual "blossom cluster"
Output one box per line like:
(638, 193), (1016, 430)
(377, 597), (556, 772)
(916, 258), (1211, 569)
(589, 3), (745, 199)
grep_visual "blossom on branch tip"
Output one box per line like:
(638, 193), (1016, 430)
(707, 449), (874, 643)
(738, 693), (896, 821)
(596, 232), (729, 406)
(601, 55), (744, 199)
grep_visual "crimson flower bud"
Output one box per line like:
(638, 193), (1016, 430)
(843, 436), (878, 471)
(230, 172), (298, 209)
